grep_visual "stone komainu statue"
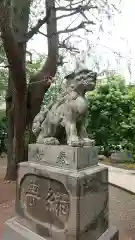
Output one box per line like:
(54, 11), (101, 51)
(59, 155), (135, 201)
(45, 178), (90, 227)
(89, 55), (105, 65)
(32, 69), (97, 146)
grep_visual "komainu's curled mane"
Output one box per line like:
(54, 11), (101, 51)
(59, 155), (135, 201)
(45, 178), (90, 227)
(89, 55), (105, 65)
(32, 69), (97, 146)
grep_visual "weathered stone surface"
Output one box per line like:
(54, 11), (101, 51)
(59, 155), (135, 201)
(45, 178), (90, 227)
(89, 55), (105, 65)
(19, 175), (70, 229)
(98, 227), (119, 240)
(32, 69), (97, 147)
(16, 162), (108, 240)
(2, 217), (118, 240)
(28, 144), (99, 170)
(2, 66), (119, 240)
(2, 217), (45, 240)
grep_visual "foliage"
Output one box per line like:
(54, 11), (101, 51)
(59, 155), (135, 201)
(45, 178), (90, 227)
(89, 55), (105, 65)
(27, 57), (64, 106)
(0, 43), (8, 101)
(0, 55), (44, 107)
(26, 54), (45, 78)
(0, 69), (8, 101)
(43, 70), (64, 106)
(0, 110), (5, 120)
(86, 75), (135, 156)
(0, 116), (7, 155)
(43, 83), (63, 106)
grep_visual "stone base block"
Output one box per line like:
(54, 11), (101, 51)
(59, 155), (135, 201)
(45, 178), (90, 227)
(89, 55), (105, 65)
(98, 227), (119, 240)
(16, 162), (108, 240)
(28, 144), (99, 170)
(2, 217), (45, 240)
(2, 217), (119, 240)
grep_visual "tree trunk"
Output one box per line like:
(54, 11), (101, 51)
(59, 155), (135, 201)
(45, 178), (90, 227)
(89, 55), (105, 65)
(5, 73), (15, 180)
(5, 67), (27, 180)
(0, 0), (58, 180)
(28, 0), (58, 124)
(2, 0), (30, 180)
(13, 88), (27, 163)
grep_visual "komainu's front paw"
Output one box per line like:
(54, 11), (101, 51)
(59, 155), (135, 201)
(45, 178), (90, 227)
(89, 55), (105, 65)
(82, 138), (95, 146)
(67, 136), (83, 147)
(37, 137), (60, 145)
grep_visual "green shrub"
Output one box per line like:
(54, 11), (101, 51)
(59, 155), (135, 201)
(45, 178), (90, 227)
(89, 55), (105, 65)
(86, 75), (135, 156)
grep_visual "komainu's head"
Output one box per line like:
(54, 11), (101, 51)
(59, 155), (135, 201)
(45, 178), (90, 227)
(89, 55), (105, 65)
(65, 69), (97, 93)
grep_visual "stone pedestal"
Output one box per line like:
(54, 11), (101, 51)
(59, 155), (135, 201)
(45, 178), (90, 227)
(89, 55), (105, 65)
(2, 145), (119, 240)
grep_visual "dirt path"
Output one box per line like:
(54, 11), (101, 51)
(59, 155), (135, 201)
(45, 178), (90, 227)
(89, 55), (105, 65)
(110, 186), (135, 239)
(0, 158), (15, 238)
(0, 158), (135, 239)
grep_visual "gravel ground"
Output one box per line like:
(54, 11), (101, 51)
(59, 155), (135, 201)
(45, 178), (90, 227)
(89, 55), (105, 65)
(109, 185), (135, 239)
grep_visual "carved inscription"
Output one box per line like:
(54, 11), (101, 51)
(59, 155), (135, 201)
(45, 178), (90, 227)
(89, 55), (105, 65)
(31, 147), (45, 162)
(25, 182), (40, 206)
(56, 151), (69, 166)
(19, 175), (70, 229)
(35, 147), (44, 161)
(45, 187), (69, 216)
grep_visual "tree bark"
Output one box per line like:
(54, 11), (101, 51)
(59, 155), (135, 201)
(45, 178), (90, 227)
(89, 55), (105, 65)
(12, 0), (30, 169)
(0, 0), (30, 180)
(28, 0), (58, 124)
(5, 73), (15, 180)
(0, 0), (58, 180)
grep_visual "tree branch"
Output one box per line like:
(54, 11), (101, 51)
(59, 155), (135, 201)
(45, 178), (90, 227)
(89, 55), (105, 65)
(58, 42), (79, 53)
(56, 10), (79, 20)
(38, 19), (95, 36)
(57, 21), (95, 34)
(28, 0), (59, 123)
(38, 30), (47, 37)
(38, 19), (95, 37)
(0, 1), (26, 91)
(22, 11), (51, 43)
(37, 32), (79, 52)
(56, 5), (97, 11)
(66, 0), (84, 7)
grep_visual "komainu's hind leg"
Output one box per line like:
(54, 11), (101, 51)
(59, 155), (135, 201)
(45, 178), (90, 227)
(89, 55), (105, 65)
(65, 121), (82, 146)
(78, 124), (95, 146)
(37, 119), (60, 145)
